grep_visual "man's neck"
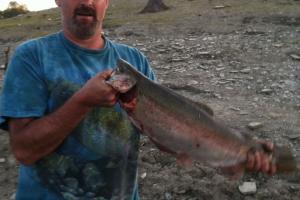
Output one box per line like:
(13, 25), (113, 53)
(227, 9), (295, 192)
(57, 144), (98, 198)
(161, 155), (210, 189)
(63, 30), (105, 50)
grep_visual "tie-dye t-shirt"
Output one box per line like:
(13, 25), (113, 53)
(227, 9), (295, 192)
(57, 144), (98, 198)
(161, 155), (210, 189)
(0, 32), (155, 200)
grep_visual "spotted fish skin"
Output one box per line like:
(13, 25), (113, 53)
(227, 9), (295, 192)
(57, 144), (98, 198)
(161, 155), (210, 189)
(108, 59), (298, 176)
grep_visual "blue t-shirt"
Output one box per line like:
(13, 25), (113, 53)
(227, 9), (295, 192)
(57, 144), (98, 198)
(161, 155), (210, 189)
(0, 32), (155, 200)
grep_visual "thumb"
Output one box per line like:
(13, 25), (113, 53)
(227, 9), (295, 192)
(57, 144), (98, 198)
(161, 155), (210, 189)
(99, 69), (113, 80)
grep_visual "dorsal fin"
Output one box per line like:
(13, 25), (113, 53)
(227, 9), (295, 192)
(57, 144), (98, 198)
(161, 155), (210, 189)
(190, 100), (214, 116)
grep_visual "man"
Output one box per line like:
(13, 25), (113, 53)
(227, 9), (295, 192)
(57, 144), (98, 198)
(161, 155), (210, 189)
(0, 0), (275, 199)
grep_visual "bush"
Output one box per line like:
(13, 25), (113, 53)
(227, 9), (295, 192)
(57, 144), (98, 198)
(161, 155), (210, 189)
(0, 1), (29, 19)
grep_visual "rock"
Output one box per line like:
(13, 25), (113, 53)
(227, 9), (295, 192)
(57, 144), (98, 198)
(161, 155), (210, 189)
(238, 182), (257, 195)
(239, 111), (249, 115)
(141, 172), (147, 179)
(10, 193), (16, 200)
(229, 107), (241, 111)
(240, 68), (251, 73)
(216, 67), (225, 71)
(261, 88), (273, 95)
(247, 122), (263, 130)
(213, 5), (228, 9)
(290, 54), (300, 60)
(165, 192), (172, 200)
(0, 158), (5, 163)
(273, 43), (283, 48)
(0, 64), (5, 69)
(187, 80), (198, 85)
(214, 93), (222, 99)
(287, 134), (300, 140)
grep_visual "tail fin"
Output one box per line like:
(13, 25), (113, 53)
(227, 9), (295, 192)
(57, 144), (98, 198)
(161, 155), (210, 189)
(273, 145), (299, 173)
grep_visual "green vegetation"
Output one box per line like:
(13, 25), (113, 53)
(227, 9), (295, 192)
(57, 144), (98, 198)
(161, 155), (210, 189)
(0, 1), (29, 19)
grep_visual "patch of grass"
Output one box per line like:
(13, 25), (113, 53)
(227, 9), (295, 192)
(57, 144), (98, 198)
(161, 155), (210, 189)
(0, 8), (61, 41)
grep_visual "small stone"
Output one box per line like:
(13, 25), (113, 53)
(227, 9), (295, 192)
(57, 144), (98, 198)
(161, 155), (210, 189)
(239, 111), (249, 115)
(240, 68), (251, 73)
(140, 48), (148, 52)
(290, 54), (300, 60)
(229, 107), (241, 111)
(213, 5), (227, 9)
(273, 43), (283, 48)
(238, 182), (257, 195)
(187, 80), (198, 85)
(216, 67), (225, 71)
(0, 158), (6, 163)
(165, 192), (172, 200)
(10, 193), (16, 200)
(261, 89), (273, 95)
(247, 122), (263, 130)
(287, 134), (300, 140)
(214, 93), (222, 99)
(141, 172), (147, 179)
(198, 51), (211, 55)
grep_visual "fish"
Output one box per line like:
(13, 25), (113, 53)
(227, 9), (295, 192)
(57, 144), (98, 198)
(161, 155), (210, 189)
(107, 58), (298, 176)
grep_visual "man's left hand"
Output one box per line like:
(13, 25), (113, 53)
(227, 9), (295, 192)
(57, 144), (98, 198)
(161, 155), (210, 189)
(246, 140), (277, 175)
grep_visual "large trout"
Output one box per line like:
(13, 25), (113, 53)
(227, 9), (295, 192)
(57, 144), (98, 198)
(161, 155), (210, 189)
(107, 59), (298, 176)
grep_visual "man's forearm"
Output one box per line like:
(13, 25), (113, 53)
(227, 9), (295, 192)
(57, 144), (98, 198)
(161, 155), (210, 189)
(9, 92), (92, 165)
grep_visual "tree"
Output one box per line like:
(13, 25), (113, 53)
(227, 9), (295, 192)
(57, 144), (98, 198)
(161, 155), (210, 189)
(140, 0), (169, 14)
(1, 1), (29, 19)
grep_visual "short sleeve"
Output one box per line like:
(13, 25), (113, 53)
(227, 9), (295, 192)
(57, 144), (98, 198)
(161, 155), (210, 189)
(131, 47), (156, 82)
(139, 53), (156, 81)
(0, 41), (48, 130)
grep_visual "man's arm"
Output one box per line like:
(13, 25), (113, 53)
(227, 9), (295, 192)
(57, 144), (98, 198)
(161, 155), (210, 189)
(9, 70), (118, 165)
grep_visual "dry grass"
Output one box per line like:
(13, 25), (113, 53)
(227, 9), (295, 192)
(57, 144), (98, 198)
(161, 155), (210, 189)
(0, 0), (299, 41)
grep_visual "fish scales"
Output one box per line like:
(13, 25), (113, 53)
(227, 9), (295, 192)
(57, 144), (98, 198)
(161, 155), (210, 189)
(134, 88), (248, 167)
(119, 62), (249, 166)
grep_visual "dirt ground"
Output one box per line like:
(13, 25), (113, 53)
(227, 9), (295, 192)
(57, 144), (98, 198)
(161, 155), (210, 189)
(0, 0), (300, 199)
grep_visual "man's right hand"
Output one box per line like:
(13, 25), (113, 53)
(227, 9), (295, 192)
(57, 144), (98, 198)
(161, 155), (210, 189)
(74, 70), (119, 108)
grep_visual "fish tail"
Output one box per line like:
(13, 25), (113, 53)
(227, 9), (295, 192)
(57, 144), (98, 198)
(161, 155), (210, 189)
(273, 145), (299, 173)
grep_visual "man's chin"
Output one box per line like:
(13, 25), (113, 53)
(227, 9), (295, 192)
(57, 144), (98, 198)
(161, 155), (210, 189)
(70, 23), (99, 39)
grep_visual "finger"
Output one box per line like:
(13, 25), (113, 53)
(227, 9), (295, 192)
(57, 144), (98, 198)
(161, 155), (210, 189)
(99, 69), (114, 79)
(107, 98), (118, 106)
(254, 151), (262, 171)
(258, 140), (274, 152)
(263, 141), (274, 152)
(262, 154), (270, 173)
(246, 152), (255, 170)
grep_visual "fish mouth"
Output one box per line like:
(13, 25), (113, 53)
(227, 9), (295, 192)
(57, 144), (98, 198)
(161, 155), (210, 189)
(106, 73), (136, 93)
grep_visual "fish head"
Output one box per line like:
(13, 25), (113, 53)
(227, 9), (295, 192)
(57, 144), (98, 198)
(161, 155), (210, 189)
(107, 73), (136, 93)
(106, 60), (137, 93)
